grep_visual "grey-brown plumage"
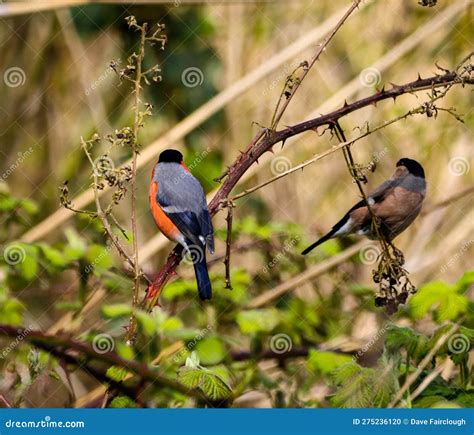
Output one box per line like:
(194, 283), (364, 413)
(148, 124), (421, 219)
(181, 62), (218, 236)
(302, 158), (426, 255)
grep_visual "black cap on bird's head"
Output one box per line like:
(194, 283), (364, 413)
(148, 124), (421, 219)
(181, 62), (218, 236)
(158, 149), (183, 163)
(396, 158), (425, 179)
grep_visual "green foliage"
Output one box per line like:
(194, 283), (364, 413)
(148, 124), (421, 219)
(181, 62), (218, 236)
(330, 362), (398, 408)
(178, 352), (232, 400)
(110, 396), (137, 408)
(410, 271), (472, 322)
(195, 337), (226, 365)
(307, 350), (353, 375)
(385, 324), (429, 363)
(236, 309), (280, 335)
(106, 366), (130, 382)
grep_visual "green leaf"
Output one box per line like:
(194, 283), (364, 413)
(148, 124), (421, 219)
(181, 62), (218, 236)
(385, 324), (429, 362)
(110, 396), (136, 408)
(178, 366), (232, 400)
(236, 309), (280, 335)
(410, 281), (468, 322)
(38, 243), (68, 269)
(307, 350), (353, 375)
(456, 270), (474, 292)
(64, 228), (87, 261)
(106, 366), (130, 382)
(102, 304), (132, 319)
(86, 244), (113, 272)
(196, 336), (226, 365)
(19, 199), (38, 215)
(330, 362), (397, 408)
(0, 297), (24, 325)
(15, 244), (39, 281)
(135, 311), (157, 336)
(115, 342), (135, 361)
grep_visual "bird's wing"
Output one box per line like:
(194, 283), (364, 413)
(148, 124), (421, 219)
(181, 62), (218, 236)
(302, 177), (401, 254)
(156, 169), (213, 248)
(332, 178), (400, 234)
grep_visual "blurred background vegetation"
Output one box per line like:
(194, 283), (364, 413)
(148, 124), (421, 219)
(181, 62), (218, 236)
(0, 0), (472, 408)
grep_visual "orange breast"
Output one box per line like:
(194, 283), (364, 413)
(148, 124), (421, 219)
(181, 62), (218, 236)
(149, 179), (181, 242)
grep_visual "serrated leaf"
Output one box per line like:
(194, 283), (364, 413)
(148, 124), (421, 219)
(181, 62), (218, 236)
(179, 367), (232, 400)
(410, 281), (468, 322)
(385, 324), (429, 362)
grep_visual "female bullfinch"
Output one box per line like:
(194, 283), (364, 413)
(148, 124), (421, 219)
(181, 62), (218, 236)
(302, 158), (426, 254)
(150, 149), (214, 300)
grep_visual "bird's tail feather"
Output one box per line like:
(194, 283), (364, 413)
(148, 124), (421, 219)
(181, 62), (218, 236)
(301, 230), (336, 255)
(193, 253), (212, 300)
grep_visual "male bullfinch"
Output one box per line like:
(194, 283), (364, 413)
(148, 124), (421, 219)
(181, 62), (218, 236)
(150, 149), (214, 300)
(302, 158), (426, 254)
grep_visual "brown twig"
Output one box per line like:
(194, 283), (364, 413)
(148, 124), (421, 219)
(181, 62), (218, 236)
(224, 204), (234, 290)
(127, 21), (147, 344)
(269, 0), (362, 131)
